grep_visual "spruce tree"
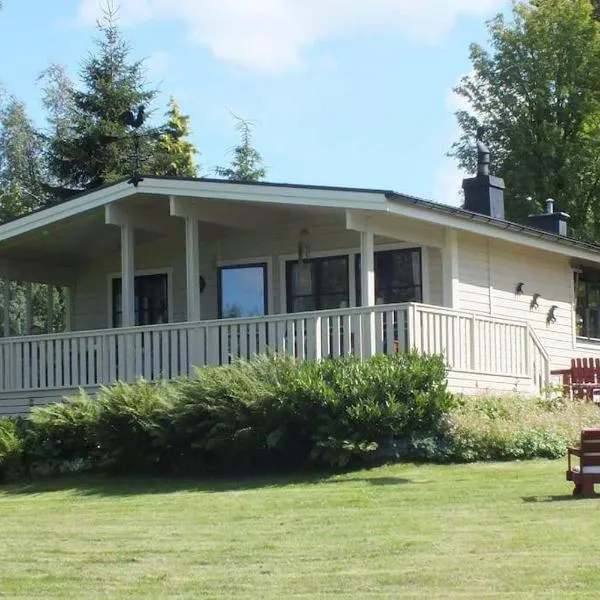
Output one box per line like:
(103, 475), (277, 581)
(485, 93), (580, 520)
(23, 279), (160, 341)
(45, 4), (157, 194)
(151, 97), (198, 177)
(215, 115), (266, 182)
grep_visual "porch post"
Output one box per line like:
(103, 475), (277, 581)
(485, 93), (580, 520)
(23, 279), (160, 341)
(121, 224), (136, 327)
(24, 281), (33, 335)
(442, 228), (459, 309)
(185, 217), (201, 322)
(360, 230), (376, 357)
(3, 280), (10, 337)
(360, 231), (376, 306)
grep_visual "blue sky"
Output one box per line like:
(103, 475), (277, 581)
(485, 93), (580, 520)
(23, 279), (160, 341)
(0, 0), (508, 206)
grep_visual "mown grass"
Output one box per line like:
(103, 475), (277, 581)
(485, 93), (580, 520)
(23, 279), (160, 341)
(1, 460), (599, 599)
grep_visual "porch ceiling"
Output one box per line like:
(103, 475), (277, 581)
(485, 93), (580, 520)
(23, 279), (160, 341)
(0, 193), (346, 267)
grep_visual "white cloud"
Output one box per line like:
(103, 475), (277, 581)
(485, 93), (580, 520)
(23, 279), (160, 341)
(73, 0), (504, 72)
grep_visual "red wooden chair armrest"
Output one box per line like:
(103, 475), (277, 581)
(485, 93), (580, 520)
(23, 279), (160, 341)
(551, 369), (572, 375)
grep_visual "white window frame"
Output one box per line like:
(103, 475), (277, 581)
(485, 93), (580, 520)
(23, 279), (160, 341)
(107, 267), (174, 327)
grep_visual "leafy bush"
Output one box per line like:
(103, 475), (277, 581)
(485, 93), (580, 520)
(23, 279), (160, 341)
(173, 356), (284, 472)
(0, 418), (23, 481)
(269, 353), (454, 468)
(94, 380), (177, 473)
(439, 395), (600, 462)
(12, 353), (597, 480)
(22, 393), (101, 473)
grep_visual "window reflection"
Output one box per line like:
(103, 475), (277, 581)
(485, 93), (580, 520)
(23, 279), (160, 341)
(286, 256), (349, 313)
(219, 264), (267, 318)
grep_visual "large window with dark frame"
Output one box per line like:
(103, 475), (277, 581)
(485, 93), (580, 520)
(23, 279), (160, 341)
(576, 267), (600, 340)
(285, 248), (423, 313)
(112, 273), (168, 327)
(355, 247), (422, 305)
(286, 256), (349, 313)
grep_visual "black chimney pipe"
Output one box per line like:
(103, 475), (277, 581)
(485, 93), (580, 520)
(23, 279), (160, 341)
(462, 128), (505, 220)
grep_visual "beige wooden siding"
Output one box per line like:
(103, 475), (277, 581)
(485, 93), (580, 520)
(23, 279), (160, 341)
(447, 371), (537, 397)
(457, 232), (491, 314)
(456, 231), (584, 370)
(427, 247), (443, 306)
(74, 215), (442, 330)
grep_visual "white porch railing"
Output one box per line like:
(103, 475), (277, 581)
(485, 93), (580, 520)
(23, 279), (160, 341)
(0, 303), (550, 395)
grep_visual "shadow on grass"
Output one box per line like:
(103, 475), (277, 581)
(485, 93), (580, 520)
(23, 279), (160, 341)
(0, 472), (414, 497)
(323, 476), (412, 486)
(521, 494), (582, 503)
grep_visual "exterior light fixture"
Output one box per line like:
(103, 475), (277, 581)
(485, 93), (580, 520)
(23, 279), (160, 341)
(298, 229), (311, 263)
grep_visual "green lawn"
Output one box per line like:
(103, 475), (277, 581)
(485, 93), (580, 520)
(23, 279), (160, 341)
(1, 460), (599, 599)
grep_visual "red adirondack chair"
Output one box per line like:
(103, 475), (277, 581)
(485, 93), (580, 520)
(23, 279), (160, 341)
(551, 358), (600, 401)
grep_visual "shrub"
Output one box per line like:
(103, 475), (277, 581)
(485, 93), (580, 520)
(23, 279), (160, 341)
(439, 395), (600, 462)
(22, 392), (101, 474)
(166, 352), (454, 471)
(3, 357), (598, 480)
(94, 380), (176, 473)
(0, 418), (23, 481)
(173, 355), (289, 472)
(268, 352), (454, 468)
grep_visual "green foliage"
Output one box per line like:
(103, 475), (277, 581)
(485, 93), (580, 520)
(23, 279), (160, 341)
(174, 356), (283, 471)
(0, 418), (22, 481)
(0, 94), (48, 222)
(11, 354), (598, 479)
(44, 5), (158, 193)
(22, 393), (101, 472)
(151, 97), (199, 177)
(215, 114), (266, 182)
(439, 394), (600, 462)
(94, 380), (176, 473)
(452, 0), (600, 240)
(7, 353), (452, 477)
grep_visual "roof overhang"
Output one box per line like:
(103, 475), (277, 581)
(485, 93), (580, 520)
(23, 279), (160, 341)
(384, 192), (600, 266)
(0, 177), (387, 244)
(0, 175), (599, 268)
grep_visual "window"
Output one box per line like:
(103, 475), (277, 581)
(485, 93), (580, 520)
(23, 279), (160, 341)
(112, 273), (168, 327)
(218, 263), (268, 318)
(286, 256), (349, 313)
(356, 248), (422, 305)
(576, 267), (600, 340)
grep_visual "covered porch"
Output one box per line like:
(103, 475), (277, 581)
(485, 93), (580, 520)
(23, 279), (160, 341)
(0, 178), (550, 413)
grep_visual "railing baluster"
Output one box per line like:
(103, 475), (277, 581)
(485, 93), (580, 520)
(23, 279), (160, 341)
(248, 323), (257, 358)
(239, 324), (248, 360)
(179, 328), (190, 375)
(170, 329), (179, 376)
(257, 323), (267, 355)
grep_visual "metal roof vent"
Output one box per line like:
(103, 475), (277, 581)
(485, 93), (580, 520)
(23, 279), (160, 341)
(528, 198), (569, 236)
